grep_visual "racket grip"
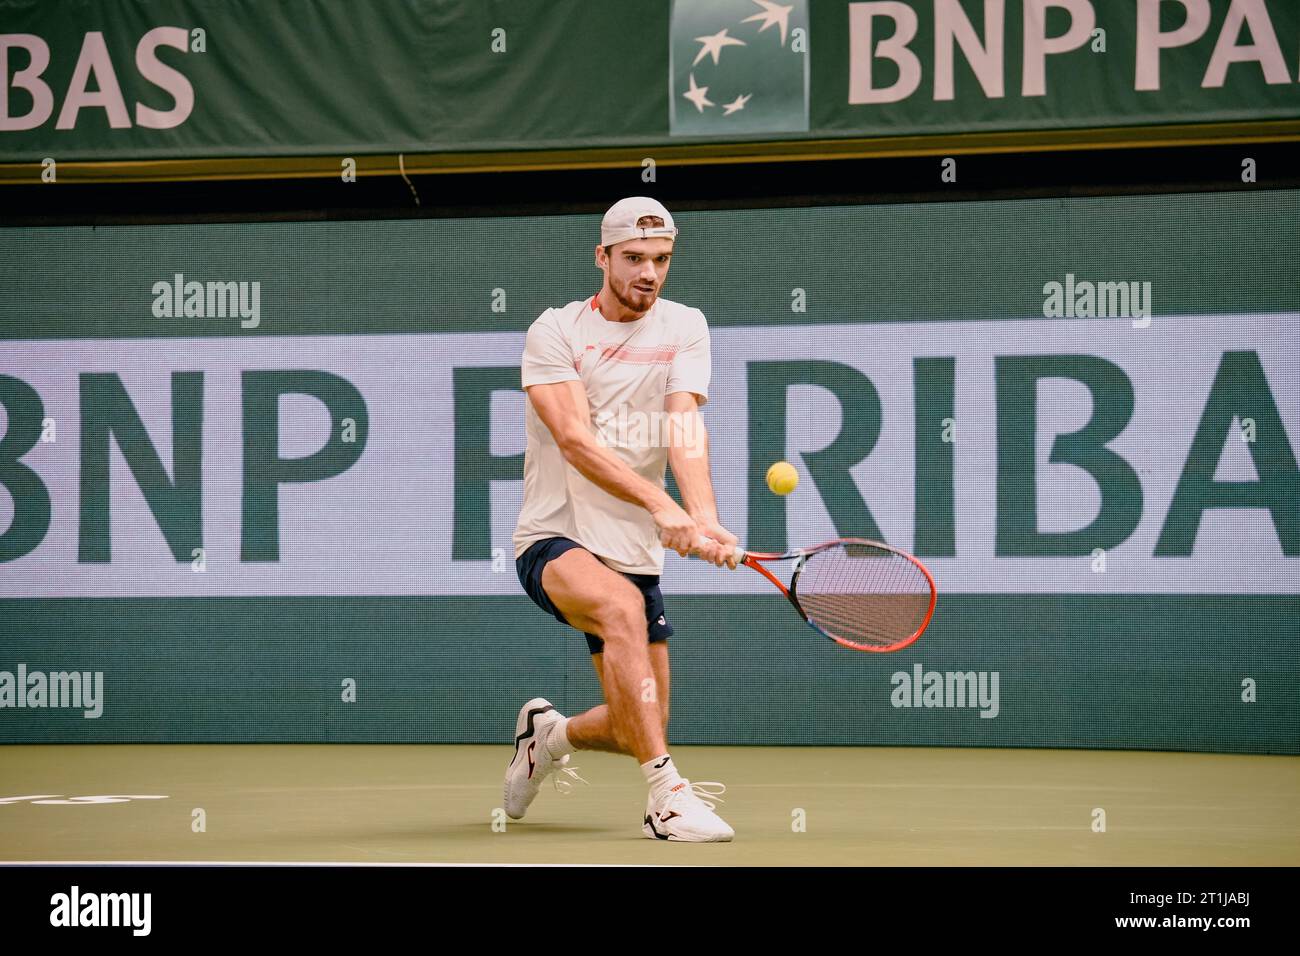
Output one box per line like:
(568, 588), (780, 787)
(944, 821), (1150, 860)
(696, 535), (745, 565)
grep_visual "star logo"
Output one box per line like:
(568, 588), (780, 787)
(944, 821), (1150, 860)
(722, 93), (752, 115)
(692, 27), (746, 66)
(742, 0), (794, 46)
(682, 73), (714, 113)
(670, 0), (809, 136)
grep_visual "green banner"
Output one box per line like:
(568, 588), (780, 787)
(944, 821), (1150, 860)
(1, 190), (1297, 750)
(1, 0), (1297, 164)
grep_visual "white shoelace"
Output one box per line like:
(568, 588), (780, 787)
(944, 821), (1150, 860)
(663, 779), (727, 812)
(551, 754), (589, 795)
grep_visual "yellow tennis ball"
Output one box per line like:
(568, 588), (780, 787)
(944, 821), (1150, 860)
(766, 461), (799, 496)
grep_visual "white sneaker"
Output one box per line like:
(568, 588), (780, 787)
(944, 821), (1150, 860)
(503, 697), (586, 820)
(643, 780), (735, 842)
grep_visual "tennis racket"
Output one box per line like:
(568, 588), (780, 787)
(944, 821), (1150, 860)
(703, 537), (936, 653)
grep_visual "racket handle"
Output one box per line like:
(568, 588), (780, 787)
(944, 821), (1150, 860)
(696, 535), (745, 565)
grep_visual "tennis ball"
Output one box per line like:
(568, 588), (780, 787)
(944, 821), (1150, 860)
(766, 461), (799, 496)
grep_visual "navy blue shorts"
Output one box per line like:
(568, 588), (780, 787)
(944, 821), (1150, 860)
(516, 536), (674, 655)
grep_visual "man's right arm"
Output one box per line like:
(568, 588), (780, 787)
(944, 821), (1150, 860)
(526, 380), (702, 556)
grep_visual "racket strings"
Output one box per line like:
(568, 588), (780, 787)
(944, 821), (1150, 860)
(793, 544), (932, 649)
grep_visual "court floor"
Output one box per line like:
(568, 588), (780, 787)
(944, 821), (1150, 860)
(2, 744), (1296, 865)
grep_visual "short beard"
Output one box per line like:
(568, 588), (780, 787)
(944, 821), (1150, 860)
(612, 278), (654, 313)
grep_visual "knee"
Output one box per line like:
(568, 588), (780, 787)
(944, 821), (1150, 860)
(593, 592), (646, 644)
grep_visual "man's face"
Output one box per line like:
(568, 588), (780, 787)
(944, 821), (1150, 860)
(600, 237), (674, 314)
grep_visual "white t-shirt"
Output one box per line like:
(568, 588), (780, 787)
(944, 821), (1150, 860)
(513, 293), (712, 574)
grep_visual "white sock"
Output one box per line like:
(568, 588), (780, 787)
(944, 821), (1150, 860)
(546, 717), (573, 759)
(641, 754), (685, 803)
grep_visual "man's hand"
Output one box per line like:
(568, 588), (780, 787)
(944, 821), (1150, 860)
(693, 517), (739, 569)
(651, 500), (701, 557)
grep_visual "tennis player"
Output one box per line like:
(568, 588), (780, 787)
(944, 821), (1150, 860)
(506, 197), (738, 842)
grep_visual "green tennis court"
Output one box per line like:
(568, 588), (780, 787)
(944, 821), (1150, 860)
(4, 744), (1296, 865)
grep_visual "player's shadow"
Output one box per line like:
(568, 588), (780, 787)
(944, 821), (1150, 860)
(442, 822), (617, 837)
(260, 821), (619, 846)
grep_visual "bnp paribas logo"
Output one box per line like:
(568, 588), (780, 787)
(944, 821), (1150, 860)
(669, 0), (809, 137)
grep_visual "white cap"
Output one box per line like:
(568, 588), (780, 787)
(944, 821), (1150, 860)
(600, 196), (678, 247)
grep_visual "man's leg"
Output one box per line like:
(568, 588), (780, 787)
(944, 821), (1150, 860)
(567, 643), (670, 754)
(540, 548), (665, 763)
(531, 545), (733, 841)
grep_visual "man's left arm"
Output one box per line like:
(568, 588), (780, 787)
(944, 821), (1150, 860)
(665, 390), (738, 568)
